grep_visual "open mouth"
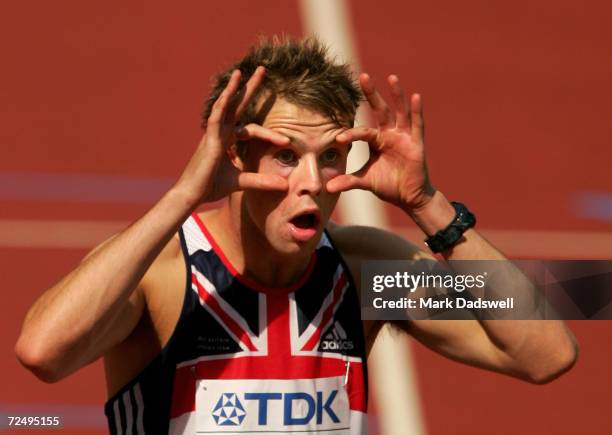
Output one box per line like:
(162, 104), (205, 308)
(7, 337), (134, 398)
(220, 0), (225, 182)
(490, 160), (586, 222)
(290, 213), (319, 230)
(288, 210), (321, 242)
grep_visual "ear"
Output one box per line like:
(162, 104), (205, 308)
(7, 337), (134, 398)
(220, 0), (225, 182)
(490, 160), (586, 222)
(227, 144), (245, 171)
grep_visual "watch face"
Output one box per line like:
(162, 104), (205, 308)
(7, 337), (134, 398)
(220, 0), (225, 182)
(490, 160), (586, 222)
(425, 202), (475, 253)
(452, 202), (476, 230)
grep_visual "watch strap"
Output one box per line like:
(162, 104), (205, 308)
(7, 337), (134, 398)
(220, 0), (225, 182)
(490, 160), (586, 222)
(424, 202), (476, 253)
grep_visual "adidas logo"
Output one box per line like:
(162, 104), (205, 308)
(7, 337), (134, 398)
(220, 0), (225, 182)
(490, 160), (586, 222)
(321, 321), (354, 351)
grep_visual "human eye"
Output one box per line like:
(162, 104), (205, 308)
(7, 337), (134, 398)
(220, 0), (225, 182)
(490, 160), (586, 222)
(320, 148), (339, 165)
(275, 149), (298, 166)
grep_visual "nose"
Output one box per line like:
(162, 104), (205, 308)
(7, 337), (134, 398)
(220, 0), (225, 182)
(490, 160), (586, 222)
(292, 154), (323, 197)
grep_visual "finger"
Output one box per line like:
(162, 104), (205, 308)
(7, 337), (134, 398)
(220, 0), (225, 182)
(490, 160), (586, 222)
(224, 85), (247, 124)
(360, 73), (394, 127)
(233, 66), (266, 119)
(410, 93), (425, 141)
(235, 123), (290, 146)
(387, 75), (411, 129)
(325, 173), (368, 194)
(336, 127), (379, 149)
(235, 172), (289, 192)
(207, 70), (242, 132)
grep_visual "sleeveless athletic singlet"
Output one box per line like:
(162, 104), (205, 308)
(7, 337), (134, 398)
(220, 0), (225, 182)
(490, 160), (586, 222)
(104, 213), (368, 434)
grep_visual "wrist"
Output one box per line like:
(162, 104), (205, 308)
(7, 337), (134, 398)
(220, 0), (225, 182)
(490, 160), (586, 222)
(168, 183), (203, 210)
(406, 190), (456, 237)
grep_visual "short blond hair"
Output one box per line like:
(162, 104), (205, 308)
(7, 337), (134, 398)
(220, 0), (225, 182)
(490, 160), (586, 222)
(201, 35), (362, 129)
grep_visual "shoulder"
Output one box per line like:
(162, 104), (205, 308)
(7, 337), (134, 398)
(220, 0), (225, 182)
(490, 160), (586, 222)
(325, 222), (434, 351)
(326, 220), (433, 262)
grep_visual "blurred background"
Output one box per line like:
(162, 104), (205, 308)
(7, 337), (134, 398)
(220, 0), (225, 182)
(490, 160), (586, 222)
(1, 0), (611, 434)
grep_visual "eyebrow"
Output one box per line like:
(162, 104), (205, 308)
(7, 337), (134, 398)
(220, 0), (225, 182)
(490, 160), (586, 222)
(280, 133), (348, 151)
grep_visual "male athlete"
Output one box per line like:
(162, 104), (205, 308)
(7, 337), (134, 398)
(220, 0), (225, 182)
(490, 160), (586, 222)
(15, 37), (577, 434)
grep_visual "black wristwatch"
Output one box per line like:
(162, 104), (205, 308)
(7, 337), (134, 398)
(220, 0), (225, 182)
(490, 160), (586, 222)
(424, 202), (476, 253)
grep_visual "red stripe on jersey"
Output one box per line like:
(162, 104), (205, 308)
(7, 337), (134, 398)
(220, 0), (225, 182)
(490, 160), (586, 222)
(170, 358), (366, 418)
(170, 365), (196, 418)
(195, 355), (346, 379)
(346, 360), (367, 412)
(192, 274), (258, 352)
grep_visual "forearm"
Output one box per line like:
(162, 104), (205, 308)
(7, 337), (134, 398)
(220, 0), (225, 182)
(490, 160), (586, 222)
(15, 66), (284, 381)
(15, 186), (197, 379)
(408, 190), (578, 382)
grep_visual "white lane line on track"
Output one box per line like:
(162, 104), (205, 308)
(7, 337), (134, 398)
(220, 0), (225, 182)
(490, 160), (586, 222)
(396, 227), (612, 259)
(3, 219), (610, 257)
(299, 2), (423, 435)
(0, 171), (174, 203)
(0, 219), (128, 249)
(299, 0), (388, 228)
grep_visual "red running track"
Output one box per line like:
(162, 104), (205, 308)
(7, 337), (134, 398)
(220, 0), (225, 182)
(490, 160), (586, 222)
(1, 1), (611, 434)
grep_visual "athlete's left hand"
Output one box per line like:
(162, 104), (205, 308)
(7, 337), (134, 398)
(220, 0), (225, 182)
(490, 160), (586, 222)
(326, 73), (436, 213)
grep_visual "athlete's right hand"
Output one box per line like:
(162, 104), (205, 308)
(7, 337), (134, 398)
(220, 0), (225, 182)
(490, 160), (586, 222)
(175, 66), (290, 204)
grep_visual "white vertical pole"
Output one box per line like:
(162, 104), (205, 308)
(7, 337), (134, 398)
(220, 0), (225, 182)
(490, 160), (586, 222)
(298, 1), (427, 434)
(298, 0), (385, 227)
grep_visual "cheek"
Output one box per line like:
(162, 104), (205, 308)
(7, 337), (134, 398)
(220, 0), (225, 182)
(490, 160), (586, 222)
(321, 167), (344, 196)
(245, 159), (293, 229)
(243, 189), (287, 235)
(274, 166), (294, 178)
(321, 166), (343, 181)
(257, 157), (293, 178)
(321, 190), (340, 214)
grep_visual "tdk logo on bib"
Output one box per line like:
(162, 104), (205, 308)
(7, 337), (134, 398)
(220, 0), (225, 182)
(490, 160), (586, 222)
(212, 393), (246, 426)
(214, 391), (338, 426)
(197, 377), (350, 433)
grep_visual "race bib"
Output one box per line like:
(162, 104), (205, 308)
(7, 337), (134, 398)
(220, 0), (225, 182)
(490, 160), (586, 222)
(195, 377), (350, 433)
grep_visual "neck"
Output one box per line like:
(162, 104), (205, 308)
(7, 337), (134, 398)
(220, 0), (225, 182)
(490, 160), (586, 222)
(207, 194), (315, 288)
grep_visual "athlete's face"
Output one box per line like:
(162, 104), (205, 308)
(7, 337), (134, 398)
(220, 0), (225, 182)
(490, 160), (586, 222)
(239, 98), (350, 255)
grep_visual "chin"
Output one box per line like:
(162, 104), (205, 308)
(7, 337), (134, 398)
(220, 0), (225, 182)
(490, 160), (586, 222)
(266, 227), (323, 258)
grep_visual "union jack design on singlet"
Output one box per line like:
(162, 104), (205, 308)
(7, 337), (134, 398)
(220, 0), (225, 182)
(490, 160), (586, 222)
(105, 213), (368, 434)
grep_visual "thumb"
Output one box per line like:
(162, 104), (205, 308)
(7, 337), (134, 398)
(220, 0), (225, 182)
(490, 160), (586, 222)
(326, 173), (368, 194)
